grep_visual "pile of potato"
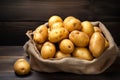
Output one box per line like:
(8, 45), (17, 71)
(33, 15), (109, 61)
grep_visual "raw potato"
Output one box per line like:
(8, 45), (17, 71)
(94, 26), (102, 32)
(72, 47), (93, 61)
(51, 22), (64, 30)
(41, 42), (56, 59)
(64, 17), (82, 32)
(81, 21), (94, 37)
(89, 32), (105, 58)
(48, 28), (69, 43)
(63, 16), (76, 25)
(48, 15), (63, 28)
(14, 58), (31, 75)
(105, 38), (109, 49)
(48, 28), (51, 34)
(33, 25), (48, 43)
(69, 30), (89, 47)
(59, 39), (74, 54)
(94, 26), (109, 49)
(55, 51), (71, 59)
(32, 15), (109, 60)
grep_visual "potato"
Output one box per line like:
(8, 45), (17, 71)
(51, 22), (64, 30)
(48, 28), (69, 43)
(59, 39), (74, 54)
(64, 17), (82, 32)
(33, 25), (48, 43)
(94, 26), (109, 49)
(94, 26), (102, 32)
(105, 38), (109, 49)
(48, 15), (63, 28)
(48, 28), (51, 34)
(89, 32), (105, 58)
(14, 58), (31, 75)
(41, 42), (56, 59)
(55, 51), (71, 59)
(69, 30), (89, 47)
(81, 21), (94, 37)
(63, 16), (76, 24)
(72, 47), (93, 61)
(33, 15), (108, 60)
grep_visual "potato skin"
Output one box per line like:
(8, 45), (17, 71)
(94, 26), (102, 32)
(48, 15), (63, 28)
(104, 38), (109, 49)
(41, 42), (56, 59)
(32, 15), (109, 60)
(72, 47), (93, 61)
(51, 22), (64, 30)
(59, 39), (74, 54)
(64, 17), (82, 32)
(48, 28), (69, 43)
(89, 32), (105, 58)
(69, 30), (89, 47)
(55, 51), (71, 59)
(63, 16), (76, 24)
(81, 21), (94, 37)
(13, 59), (31, 75)
(33, 25), (48, 43)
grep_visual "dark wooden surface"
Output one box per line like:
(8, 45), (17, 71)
(0, 46), (120, 80)
(0, 0), (120, 46)
(0, 0), (120, 79)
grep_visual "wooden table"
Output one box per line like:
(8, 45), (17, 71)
(0, 46), (120, 80)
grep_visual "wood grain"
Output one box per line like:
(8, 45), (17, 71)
(0, 46), (120, 80)
(0, 0), (120, 45)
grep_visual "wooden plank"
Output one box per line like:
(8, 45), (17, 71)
(92, 0), (120, 22)
(102, 22), (120, 46)
(0, 22), (43, 45)
(1, 71), (120, 80)
(0, 58), (120, 80)
(0, 46), (26, 56)
(0, 21), (120, 45)
(0, 0), (120, 46)
(0, 0), (119, 21)
(0, 0), (93, 21)
(0, 46), (120, 79)
(0, 63), (120, 80)
(0, 56), (27, 72)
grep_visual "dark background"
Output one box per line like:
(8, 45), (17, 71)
(0, 0), (120, 46)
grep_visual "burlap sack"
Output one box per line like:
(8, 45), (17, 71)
(23, 21), (119, 74)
